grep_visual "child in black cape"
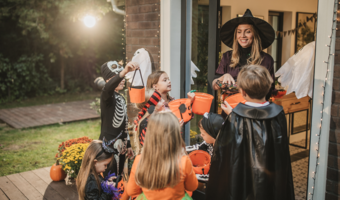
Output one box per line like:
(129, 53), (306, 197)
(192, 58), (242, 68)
(206, 65), (295, 200)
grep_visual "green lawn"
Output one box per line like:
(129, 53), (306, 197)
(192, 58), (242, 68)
(0, 91), (101, 109)
(0, 119), (101, 176)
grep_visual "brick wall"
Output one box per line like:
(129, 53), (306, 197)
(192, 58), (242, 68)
(327, 6), (340, 199)
(125, 0), (161, 71)
(125, 0), (161, 124)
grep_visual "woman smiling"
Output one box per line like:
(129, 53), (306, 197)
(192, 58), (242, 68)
(212, 9), (276, 118)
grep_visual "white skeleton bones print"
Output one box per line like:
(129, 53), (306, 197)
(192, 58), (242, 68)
(112, 94), (126, 128)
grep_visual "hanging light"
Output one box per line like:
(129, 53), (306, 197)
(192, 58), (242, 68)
(83, 15), (96, 28)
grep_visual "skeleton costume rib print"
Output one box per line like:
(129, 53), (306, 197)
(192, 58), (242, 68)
(112, 94), (126, 128)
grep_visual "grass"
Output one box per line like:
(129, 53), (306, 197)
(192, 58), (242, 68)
(0, 119), (101, 176)
(0, 91), (101, 109)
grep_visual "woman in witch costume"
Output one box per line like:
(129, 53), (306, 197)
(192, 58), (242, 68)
(99, 61), (138, 177)
(212, 9), (276, 119)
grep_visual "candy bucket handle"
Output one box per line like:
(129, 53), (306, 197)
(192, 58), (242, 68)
(129, 69), (144, 90)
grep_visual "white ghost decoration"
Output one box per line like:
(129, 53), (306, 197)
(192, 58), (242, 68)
(275, 41), (315, 99)
(191, 61), (200, 85)
(125, 48), (152, 87)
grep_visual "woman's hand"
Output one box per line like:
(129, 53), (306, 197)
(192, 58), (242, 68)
(222, 73), (235, 85)
(213, 73), (235, 90)
(120, 61), (139, 78)
(221, 100), (233, 115)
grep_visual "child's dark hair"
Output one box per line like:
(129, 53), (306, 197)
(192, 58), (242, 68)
(76, 140), (113, 200)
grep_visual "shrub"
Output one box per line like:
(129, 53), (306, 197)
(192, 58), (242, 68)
(0, 54), (52, 102)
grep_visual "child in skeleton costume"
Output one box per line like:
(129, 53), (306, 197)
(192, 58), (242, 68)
(185, 112), (224, 157)
(99, 61), (139, 177)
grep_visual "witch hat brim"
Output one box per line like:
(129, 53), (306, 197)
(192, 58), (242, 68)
(220, 9), (275, 50)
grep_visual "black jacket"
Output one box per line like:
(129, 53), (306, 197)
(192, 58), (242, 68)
(99, 74), (130, 148)
(206, 103), (295, 200)
(85, 174), (111, 200)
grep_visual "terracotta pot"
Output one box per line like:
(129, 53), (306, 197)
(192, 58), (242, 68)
(50, 164), (67, 182)
(192, 93), (214, 115)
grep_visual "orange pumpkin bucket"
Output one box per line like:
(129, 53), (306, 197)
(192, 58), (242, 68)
(168, 98), (192, 123)
(225, 93), (246, 108)
(189, 150), (211, 175)
(129, 69), (145, 103)
(192, 92), (214, 115)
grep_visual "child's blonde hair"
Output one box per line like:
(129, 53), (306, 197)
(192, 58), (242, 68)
(237, 65), (273, 99)
(135, 112), (185, 190)
(135, 88), (155, 110)
(76, 140), (113, 200)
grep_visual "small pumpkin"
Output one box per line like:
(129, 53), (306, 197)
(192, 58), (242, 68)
(50, 163), (67, 181)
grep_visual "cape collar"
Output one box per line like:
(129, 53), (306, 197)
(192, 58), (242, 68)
(232, 102), (283, 120)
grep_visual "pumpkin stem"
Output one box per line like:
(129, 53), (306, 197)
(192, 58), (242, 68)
(56, 159), (59, 165)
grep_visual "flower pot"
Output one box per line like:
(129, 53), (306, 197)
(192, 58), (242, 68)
(50, 164), (67, 182)
(168, 98), (192, 123)
(189, 150), (211, 175)
(192, 93), (214, 115)
(65, 174), (76, 186)
(129, 69), (145, 103)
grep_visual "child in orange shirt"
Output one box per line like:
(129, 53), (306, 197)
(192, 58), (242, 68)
(127, 112), (198, 200)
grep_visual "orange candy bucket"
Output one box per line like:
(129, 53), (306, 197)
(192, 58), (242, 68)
(189, 150), (211, 175)
(168, 98), (192, 122)
(129, 69), (145, 103)
(192, 92), (214, 115)
(224, 93), (246, 108)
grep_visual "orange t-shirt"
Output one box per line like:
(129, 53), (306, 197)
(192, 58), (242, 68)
(127, 155), (198, 200)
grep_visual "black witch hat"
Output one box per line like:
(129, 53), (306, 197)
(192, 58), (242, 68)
(220, 9), (275, 50)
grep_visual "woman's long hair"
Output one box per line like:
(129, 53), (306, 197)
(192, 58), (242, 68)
(135, 112), (185, 190)
(230, 24), (263, 68)
(76, 140), (113, 200)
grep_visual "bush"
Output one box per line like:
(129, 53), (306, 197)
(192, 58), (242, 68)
(0, 54), (53, 102)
